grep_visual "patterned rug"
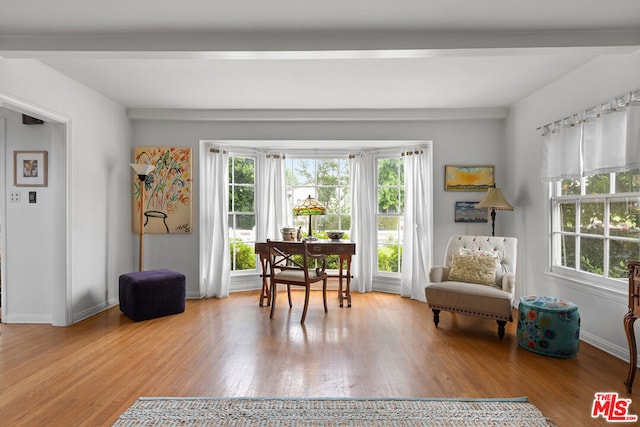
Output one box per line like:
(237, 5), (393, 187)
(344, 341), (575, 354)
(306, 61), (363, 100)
(112, 396), (556, 426)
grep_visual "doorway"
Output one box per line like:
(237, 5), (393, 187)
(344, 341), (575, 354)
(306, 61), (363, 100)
(0, 103), (68, 325)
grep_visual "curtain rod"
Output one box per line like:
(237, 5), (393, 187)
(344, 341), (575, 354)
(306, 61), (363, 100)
(536, 86), (640, 131)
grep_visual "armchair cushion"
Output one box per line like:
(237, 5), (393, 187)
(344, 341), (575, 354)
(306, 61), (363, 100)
(448, 253), (498, 286)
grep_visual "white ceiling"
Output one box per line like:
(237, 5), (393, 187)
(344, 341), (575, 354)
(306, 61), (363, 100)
(1, 0), (639, 112)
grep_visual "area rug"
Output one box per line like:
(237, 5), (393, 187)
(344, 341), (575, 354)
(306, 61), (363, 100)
(112, 396), (556, 426)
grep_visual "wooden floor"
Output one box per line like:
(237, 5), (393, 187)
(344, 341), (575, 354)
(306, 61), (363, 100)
(0, 288), (636, 426)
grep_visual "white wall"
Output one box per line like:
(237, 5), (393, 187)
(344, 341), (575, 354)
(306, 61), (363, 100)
(132, 118), (506, 296)
(507, 49), (640, 360)
(0, 58), (132, 325)
(0, 110), (62, 322)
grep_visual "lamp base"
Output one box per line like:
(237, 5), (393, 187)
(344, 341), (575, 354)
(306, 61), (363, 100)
(303, 236), (318, 241)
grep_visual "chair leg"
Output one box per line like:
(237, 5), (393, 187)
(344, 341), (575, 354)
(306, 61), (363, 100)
(322, 278), (328, 313)
(270, 283), (277, 319)
(497, 320), (507, 340)
(287, 285), (292, 308)
(432, 309), (440, 327)
(301, 285), (310, 323)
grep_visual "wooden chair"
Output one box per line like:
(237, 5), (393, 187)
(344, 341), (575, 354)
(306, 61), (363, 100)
(267, 239), (328, 323)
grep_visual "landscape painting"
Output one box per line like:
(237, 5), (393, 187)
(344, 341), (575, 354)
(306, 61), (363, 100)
(445, 165), (494, 191)
(454, 201), (488, 223)
(132, 146), (192, 234)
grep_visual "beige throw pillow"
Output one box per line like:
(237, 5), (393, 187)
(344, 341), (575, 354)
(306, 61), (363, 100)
(448, 253), (497, 286)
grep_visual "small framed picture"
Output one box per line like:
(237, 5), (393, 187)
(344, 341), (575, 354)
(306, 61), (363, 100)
(14, 150), (48, 187)
(454, 201), (488, 223)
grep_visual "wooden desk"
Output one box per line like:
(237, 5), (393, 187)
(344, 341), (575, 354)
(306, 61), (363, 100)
(625, 260), (640, 392)
(255, 240), (356, 308)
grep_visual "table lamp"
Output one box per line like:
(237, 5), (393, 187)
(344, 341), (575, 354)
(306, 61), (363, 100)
(293, 195), (326, 240)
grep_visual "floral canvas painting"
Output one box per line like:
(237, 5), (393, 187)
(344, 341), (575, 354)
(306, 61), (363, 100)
(133, 146), (192, 234)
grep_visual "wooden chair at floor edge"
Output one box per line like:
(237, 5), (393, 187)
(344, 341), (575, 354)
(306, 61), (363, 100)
(267, 238), (328, 323)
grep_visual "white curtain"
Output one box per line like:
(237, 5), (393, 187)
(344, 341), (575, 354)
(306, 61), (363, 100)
(541, 88), (640, 181)
(349, 152), (376, 293)
(256, 153), (287, 241)
(400, 147), (433, 301)
(200, 145), (231, 298)
(583, 97), (629, 176)
(540, 116), (582, 182)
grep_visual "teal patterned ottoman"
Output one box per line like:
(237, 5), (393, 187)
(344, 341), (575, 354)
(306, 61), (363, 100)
(517, 296), (580, 358)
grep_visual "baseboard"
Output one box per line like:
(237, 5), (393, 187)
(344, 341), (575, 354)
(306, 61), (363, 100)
(71, 299), (119, 324)
(3, 313), (53, 324)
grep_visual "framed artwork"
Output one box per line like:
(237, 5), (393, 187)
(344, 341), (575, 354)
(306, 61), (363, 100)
(14, 150), (48, 187)
(445, 165), (494, 191)
(133, 146), (192, 234)
(454, 201), (488, 223)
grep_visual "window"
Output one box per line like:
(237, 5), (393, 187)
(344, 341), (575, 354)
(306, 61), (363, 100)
(376, 156), (404, 273)
(228, 155), (256, 271)
(285, 158), (351, 237)
(285, 158), (350, 269)
(550, 169), (640, 284)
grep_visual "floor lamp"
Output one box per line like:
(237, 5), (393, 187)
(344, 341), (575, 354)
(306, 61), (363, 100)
(475, 187), (514, 236)
(293, 195), (326, 240)
(131, 163), (154, 271)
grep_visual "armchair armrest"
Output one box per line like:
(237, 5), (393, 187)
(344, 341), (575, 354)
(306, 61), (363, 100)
(501, 272), (515, 293)
(429, 266), (450, 283)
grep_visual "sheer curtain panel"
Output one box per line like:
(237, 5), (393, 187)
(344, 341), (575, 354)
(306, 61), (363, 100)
(349, 152), (376, 293)
(200, 145), (231, 298)
(256, 153), (287, 241)
(400, 147), (433, 301)
(540, 117), (582, 182)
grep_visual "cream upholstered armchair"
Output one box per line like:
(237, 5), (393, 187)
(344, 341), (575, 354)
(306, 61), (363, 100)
(424, 235), (517, 339)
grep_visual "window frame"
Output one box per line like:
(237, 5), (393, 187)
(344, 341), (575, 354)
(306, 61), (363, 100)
(228, 153), (258, 275)
(549, 172), (640, 289)
(375, 153), (404, 277)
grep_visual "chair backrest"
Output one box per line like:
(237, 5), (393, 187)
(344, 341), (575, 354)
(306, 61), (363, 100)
(266, 240), (326, 279)
(267, 240), (307, 269)
(444, 235), (517, 288)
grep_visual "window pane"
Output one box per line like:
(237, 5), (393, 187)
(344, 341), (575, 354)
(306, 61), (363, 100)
(557, 234), (576, 268)
(230, 240), (256, 271)
(579, 236), (603, 275)
(233, 157), (255, 184)
(340, 215), (351, 231)
(378, 243), (401, 272)
(378, 158), (403, 185)
(233, 186), (254, 212)
(585, 173), (610, 195)
(559, 202), (576, 232)
(317, 159), (339, 185)
(561, 178), (580, 196)
(609, 197), (640, 238)
(378, 188), (399, 213)
(609, 240), (640, 279)
(615, 169), (640, 193)
(580, 199), (604, 235)
(378, 215), (399, 232)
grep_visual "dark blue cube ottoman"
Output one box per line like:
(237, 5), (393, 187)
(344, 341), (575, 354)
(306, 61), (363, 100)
(119, 269), (186, 321)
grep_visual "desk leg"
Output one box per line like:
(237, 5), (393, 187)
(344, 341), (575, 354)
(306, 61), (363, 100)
(624, 311), (637, 393)
(338, 254), (352, 308)
(259, 254), (270, 307)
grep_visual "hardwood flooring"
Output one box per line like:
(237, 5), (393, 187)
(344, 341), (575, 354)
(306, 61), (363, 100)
(0, 288), (635, 426)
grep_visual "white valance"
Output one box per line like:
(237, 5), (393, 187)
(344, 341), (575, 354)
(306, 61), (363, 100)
(540, 88), (640, 181)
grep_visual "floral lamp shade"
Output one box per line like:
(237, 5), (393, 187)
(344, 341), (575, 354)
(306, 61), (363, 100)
(293, 195), (326, 239)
